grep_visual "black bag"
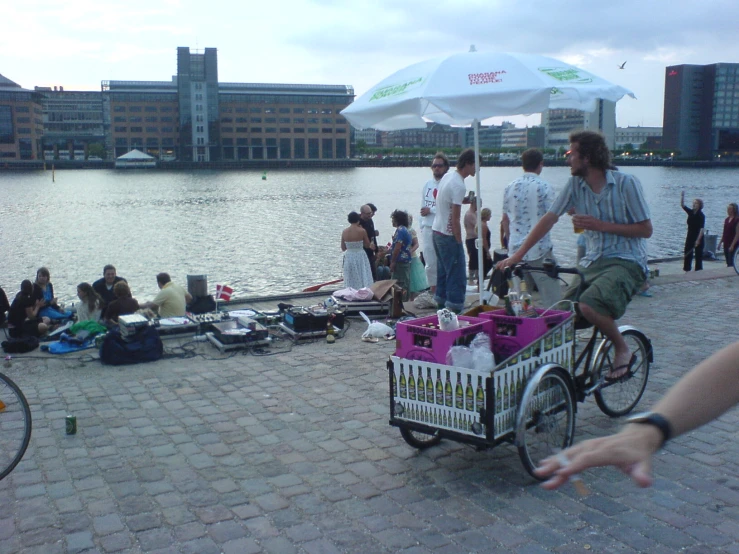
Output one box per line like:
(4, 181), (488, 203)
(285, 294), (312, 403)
(99, 326), (163, 366)
(2, 336), (40, 354)
(488, 268), (509, 299)
(187, 295), (216, 314)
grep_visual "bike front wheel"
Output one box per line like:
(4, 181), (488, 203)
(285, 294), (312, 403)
(594, 329), (651, 417)
(0, 372), (33, 481)
(399, 427), (441, 449)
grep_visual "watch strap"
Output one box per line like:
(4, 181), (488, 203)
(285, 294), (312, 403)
(626, 412), (672, 446)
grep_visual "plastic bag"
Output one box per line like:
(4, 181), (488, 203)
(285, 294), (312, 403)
(470, 332), (494, 372)
(437, 309), (459, 331)
(359, 311), (394, 339)
(446, 345), (474, 368)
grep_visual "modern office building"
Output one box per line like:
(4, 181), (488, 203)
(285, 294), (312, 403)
(35, 87), (105, 160)
(615, 126), (662, 149)
(102, 46), (355, 161)
(663, 63), (739, 159)
(500, 126), (545, 150)
(542, 100), (616, 150)
(353, 128), (380, 146)
(459, 124), (506, 150)
(0, 73), (44, 160)
(383, 122), (460, 149)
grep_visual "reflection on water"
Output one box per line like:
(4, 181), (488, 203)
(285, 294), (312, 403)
(0, 166), (736, 303)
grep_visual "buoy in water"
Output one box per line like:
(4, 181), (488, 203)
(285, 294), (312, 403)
(262, 171), (267, 180)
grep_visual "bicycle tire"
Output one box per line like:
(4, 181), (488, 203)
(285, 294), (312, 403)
(594, 330), (650, 417)
(399, 427), (441, 449)
(516, 367), (575, 479)
(733, 248), (739, 276)
(0, 372), (32, 481)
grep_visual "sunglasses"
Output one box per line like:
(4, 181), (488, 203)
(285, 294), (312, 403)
(431, 163), (445, 168)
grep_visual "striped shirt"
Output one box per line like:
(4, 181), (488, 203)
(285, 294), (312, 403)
(550, 170), (651, 273)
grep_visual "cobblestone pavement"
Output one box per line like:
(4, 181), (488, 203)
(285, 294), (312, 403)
(2, 265), (738, 553)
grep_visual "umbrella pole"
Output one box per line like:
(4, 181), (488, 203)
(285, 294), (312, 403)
(473, 119), (484, 306)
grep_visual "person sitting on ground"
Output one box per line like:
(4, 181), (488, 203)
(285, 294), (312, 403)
(535, 340), (739, 489)
(497, 131), (652, 380)
(375, 246), (391, 280)
(8, 280), (51, 338)
(92, 264), (127, 309)
(33, 267), (73, 321)
(104, 281), (140, 324)
(139, 273), (192, 318)
(75, 282), (104, 322)
(0, 286), (9, 327)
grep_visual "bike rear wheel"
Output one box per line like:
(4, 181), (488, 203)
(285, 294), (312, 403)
(594, 330), (650, 417)
(0, 372), (32, 481)
(517, 367), (575, 479)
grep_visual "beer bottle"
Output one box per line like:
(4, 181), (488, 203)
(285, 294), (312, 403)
(326, 316), (335, 344)
(465, 375), (474, 411)
(520, 281), (532, 313)
(476, 375), (485, 412)
(444, 370), (453, 407)
(416, 368), (425, 403)
(504, 374), (510, 410)
(435, 369), (444, 405)
(399, 367), (407, 398)
(455, 372), (464, 410)
(495, 375), (502, 414)
(426, 368), (434, 404)
(408, 368), (416, 401)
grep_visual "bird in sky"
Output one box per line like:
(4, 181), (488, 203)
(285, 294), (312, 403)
(618, 61), (627, 69)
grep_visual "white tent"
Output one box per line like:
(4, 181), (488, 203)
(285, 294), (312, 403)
(115, 149), (156, 168)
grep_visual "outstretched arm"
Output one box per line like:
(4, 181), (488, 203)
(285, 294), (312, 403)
(535, 341), (739, 488)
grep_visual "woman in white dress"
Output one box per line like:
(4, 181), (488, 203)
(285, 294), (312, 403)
(341, 212), (374, 290)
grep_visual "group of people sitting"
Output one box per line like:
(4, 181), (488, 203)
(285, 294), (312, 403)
(0, 265), (192, 340)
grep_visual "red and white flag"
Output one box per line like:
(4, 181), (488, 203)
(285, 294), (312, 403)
(215, 284), (233, 302)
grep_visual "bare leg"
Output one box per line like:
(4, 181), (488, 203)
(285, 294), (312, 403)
(578, 304), (631, 377)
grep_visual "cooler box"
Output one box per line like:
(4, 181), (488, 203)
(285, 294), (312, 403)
(283, 306), (345, 332)
(395, 315), (493, 364)
(479, 308), (571, 361)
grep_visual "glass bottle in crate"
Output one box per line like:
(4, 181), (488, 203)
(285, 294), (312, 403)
(520, 281), (532, 312)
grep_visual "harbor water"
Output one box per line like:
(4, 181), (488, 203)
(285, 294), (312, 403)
(0, 166), (736, 303)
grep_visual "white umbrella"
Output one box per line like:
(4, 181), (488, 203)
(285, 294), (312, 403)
(341, 50), (635, 306)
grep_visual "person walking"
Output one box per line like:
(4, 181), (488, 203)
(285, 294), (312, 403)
(718, 202), (739, 267)
(681, 191), (705, 272)
(500, 148), (562, 308)
(432, 149), (476, 313)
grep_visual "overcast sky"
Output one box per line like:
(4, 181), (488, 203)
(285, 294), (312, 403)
(3, 0), (738, 128)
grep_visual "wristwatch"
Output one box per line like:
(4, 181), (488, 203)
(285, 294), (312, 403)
(625, 412), (673, 447)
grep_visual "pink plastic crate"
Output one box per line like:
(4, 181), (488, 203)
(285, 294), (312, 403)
(479, 308), (571, 361)
(395, 315), (493, 364)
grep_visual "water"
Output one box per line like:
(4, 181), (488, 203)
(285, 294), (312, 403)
(1, 166), (736, 304)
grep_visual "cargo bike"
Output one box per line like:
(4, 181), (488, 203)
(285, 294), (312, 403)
(387, 263), (653, 478)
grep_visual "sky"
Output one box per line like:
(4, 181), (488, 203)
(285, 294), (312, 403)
(2, 0), (738, 129)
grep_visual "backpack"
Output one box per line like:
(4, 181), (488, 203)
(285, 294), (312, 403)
(99, 326), (163, 366)
(2, 336), (40, 354)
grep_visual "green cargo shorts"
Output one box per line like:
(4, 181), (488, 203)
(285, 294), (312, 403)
(564, 257), (646, 320)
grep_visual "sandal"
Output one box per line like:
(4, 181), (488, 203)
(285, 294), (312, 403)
(362, 336), (379, 343)
(605, 353), (637, 383)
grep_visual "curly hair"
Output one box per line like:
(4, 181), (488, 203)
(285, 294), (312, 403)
(391, 209), (409, 228)
(569, 130), (612, 171)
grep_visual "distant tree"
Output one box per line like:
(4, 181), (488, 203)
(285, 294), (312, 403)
(87, 142), (106, 159)
(622, 143), (635, 152)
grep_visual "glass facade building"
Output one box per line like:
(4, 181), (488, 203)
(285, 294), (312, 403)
(0, 74), (44, 160)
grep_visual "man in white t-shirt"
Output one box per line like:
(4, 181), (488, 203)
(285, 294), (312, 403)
(431, 148), (477, 312)
(501, 148), (562, 308)
(419, 152), (449, 294)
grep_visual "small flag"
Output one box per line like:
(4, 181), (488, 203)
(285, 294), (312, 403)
(215, 284), (233, 302)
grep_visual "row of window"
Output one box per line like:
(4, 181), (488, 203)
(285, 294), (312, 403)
(221, 117), (344, 124)
(113, 116), (175, 123)
(113, 105), (175, 113)
(114, 126), (176, 133)
(221, 106), (335, 114)
(221, 127), (346, 134)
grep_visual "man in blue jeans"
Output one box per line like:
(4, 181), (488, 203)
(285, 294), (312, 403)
(432, 148), (477, 312)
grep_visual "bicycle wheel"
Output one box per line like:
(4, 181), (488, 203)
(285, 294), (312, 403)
(399, 427), (441, 449)
(594, 329), (650, 417)
(0, 372), (32, 481)
(516, 367), (575, 479)
(733, 248), (739, 276)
